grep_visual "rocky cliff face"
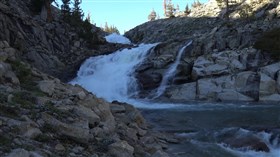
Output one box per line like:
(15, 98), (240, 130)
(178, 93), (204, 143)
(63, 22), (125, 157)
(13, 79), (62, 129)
(125, 0), (280, 102)
(0, 0), (127, 82)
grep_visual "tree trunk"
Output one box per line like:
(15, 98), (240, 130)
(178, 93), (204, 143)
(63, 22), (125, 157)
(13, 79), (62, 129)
(225, 0), (229, 20)
(163, 0), (166, 16)
(45, 0), (52, 22)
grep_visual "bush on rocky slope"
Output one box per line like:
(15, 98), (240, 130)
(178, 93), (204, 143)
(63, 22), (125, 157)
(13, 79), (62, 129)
(254, 28), (280, 59)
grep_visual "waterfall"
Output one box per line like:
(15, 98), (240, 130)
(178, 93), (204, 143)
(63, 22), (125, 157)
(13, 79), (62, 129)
(70, 43), (157, 102)
(70, 33), (280, 156)
(70, 38), (280, 156)
(153, 40), (193, 98)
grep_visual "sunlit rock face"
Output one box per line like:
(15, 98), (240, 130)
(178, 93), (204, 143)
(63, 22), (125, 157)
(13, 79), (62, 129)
(123, 0), (280, 102)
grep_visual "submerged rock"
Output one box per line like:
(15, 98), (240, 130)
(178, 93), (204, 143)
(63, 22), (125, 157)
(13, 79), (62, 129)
(221, 129), (270, 152)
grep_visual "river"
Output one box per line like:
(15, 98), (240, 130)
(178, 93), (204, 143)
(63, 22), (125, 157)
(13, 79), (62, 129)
(71, 40), (280, 157)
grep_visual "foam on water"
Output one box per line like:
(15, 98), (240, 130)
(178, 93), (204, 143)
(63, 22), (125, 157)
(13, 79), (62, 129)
(175, 128), (280, 157)
(220, 131), (280, 157)
(105, 33), (132, 44)
(71, 43), (157, 103)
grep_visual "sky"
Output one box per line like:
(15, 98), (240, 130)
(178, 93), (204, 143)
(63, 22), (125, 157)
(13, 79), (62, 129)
(80, 0), (208, 34)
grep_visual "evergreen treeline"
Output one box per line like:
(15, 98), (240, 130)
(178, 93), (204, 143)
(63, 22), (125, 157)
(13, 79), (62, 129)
(148, 9), (157, 21)
(101, 22), (120, 34)
(30, 0), (101, 47)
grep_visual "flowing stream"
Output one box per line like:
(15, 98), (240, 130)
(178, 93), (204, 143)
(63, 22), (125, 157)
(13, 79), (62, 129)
(71, 41), (280, 157)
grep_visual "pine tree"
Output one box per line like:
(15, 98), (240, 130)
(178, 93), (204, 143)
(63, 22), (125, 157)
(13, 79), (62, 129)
(165, 0), (175, 18)
(86, 12), (96, 25)
(176, 4), (180, 13)
(72, 0), (83, 22)
(104, 22), (109, 32)
(216, 0), (229, 19)
(192, 0), (202, 8)
(196, 0), (202, 6)
(192, 0), (197, 8)
(45, 0), (55, 22)
(148, 9), (157, 21)
(102, 22), (120, 34)
(30, 0), (57, 22)
(157, 14), (160, 20)
(109, 26), (120, 34)
(61, 0), (71, 22)
(184, 4), (191, 15)
(44, 0), (51, 22)
(163, 0), (167, 16)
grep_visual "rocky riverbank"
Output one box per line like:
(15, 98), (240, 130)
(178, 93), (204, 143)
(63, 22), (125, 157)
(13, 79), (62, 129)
(126, 0), (280, 102)
(0, 41), (175, 156)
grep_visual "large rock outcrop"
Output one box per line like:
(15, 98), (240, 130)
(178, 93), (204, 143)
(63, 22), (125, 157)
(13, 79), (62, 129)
(138, 45), (280, 102)
(0, 41), (173, 156)
(126, 0), (280, 102)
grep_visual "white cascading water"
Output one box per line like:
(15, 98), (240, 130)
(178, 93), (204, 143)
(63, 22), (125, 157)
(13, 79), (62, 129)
(153, 40), (193, 98)
(71, 34), (280, 156)
(70, 43), (157, 103)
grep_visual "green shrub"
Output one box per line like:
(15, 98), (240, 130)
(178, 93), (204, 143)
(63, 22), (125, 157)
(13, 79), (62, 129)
(78, 20), (102, 48)
(254, 28), (280, 58)
(12, 91), (36, 109)
(9, 60), (45, 92)
(21, 81), (46, 96)
(9, 60), (31, 83)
